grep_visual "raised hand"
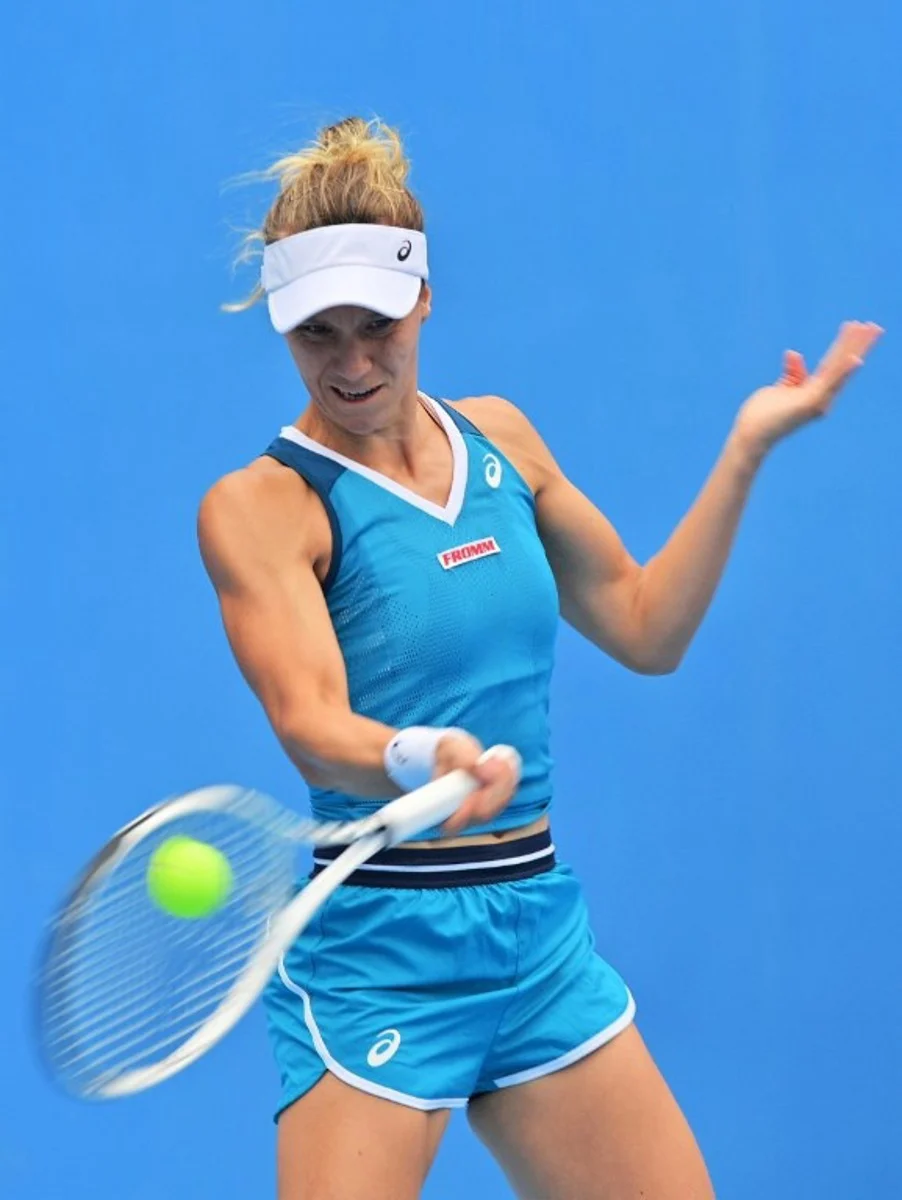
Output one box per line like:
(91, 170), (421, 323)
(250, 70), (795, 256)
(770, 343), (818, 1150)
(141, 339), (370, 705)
(733, 321), (883, 459)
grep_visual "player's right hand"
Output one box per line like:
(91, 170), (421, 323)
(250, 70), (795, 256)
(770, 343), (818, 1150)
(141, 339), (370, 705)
(433, 733), (522, 836)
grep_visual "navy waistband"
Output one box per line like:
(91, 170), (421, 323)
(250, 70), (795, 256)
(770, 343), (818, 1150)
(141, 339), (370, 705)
(310, 829), (555, 889)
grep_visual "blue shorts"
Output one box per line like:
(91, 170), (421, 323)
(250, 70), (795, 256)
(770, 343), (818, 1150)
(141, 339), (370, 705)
(263, 831), (635, 1116)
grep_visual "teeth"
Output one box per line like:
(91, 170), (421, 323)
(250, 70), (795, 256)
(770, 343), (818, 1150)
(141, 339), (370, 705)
(337, 386), (377, 399)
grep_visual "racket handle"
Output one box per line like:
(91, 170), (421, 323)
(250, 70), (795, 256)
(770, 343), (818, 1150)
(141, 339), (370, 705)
(375, 745), (522, 846)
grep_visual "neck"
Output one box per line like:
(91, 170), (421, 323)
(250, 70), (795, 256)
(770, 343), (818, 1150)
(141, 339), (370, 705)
(298, 386), (438, 467)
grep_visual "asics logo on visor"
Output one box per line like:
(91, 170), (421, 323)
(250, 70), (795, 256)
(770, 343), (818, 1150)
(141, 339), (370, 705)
(397, 240), (412, 261)
(367, 1028), (402, 1067)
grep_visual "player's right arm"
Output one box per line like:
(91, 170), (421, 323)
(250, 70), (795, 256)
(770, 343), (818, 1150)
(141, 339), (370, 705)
(197, 462), (514, 823)
(198, 462), (402, 797)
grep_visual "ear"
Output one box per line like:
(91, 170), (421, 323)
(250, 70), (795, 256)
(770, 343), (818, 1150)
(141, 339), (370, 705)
(419, 282), (432, 322)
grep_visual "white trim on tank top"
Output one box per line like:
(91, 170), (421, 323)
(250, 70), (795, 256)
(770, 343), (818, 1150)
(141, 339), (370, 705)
(277, 391), (469, 526)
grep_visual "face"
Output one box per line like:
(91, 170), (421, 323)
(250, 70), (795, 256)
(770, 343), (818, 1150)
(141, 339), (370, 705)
(284, 284), (431, 433)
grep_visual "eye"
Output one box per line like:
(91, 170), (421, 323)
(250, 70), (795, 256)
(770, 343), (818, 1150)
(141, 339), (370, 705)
(366, 317), (397, 337)
(292, 322), (330, 340)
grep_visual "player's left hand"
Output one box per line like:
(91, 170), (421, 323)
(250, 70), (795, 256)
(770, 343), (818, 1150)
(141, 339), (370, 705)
(733, 321), (883, 459)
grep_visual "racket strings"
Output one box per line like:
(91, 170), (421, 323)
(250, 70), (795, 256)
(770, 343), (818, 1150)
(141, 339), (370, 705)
(46, 828), (284, 981)
(62, 943), (269, 1080)
(43, 921), (269, 1046)
(45, 833), (281, 1002)
(40, 806), (296, 1097)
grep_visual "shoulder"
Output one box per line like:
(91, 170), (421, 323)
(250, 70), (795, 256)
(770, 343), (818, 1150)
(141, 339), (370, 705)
(448, 394), (531, 438)
(197, 456), (327, 588)
(446, 395), (561, 495)
(198, 457), (306, 549)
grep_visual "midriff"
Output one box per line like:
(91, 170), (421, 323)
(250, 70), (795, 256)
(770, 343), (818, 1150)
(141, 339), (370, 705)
(401, 812), (550, 851)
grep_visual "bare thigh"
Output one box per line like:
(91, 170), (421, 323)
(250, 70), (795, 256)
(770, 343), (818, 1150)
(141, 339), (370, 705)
(467, 1025), (715, 1200)
(278, 1071), (452, 1200)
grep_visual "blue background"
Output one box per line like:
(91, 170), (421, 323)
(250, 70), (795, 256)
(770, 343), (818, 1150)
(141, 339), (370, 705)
(3, 1), (900, 1196)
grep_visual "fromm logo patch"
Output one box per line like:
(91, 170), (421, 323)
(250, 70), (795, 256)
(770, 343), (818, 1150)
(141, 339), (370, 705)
(437, 536), (501, 570)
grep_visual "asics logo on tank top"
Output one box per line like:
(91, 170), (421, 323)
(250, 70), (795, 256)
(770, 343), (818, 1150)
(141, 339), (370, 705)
(483, 452), (503, 488)
(437, 536), (501, 571)
(367, 1028), (402, 1067)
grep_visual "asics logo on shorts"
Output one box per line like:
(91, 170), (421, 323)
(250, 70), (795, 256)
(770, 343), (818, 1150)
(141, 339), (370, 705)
(483, 453), (502, 489)
(367, 1028), (402, 1067)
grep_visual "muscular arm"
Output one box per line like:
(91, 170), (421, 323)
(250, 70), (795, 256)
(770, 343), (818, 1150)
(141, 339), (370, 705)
(197, 464), (402, 796)
(458, 396), (763, 675)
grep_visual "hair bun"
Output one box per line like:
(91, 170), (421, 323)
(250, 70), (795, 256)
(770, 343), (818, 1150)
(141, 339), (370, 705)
(320, 117), (370, 152)
(316, 116), (407, 178)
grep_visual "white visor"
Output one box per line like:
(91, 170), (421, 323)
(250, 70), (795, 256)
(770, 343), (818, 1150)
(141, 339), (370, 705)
(261, 224), (428, 334)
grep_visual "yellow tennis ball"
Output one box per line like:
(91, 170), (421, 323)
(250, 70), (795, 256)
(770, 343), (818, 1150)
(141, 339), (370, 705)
(147, 836), (233, 919)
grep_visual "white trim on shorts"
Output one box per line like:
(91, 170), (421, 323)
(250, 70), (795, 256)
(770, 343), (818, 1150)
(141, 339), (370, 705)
(276, 957), (470, 1111)
(490, 989), (637, 1089)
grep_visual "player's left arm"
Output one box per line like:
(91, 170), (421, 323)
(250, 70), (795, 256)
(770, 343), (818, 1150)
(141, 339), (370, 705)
(527, 419), (753, 675)
(462, 321), (883, 675)
(462, 395), (672, 674)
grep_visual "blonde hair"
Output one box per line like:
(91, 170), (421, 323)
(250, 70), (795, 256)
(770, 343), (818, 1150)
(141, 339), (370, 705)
(225, 117), (424, 314)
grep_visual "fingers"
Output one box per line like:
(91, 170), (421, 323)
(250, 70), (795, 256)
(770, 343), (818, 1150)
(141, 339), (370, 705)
(845, 320), (884, 355)
(478, 744), (523, 778)
(434, 738), (522, 836)
(781, 349), (807, 386)
(433, 730), (484, 777)
(813, 320), (883, 393)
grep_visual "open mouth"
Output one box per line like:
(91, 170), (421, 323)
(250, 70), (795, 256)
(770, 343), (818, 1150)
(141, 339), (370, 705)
(332, 385), (383, 403)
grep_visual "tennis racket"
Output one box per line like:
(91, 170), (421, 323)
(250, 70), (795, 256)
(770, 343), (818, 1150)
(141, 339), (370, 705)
(37, 752), (516, 1100)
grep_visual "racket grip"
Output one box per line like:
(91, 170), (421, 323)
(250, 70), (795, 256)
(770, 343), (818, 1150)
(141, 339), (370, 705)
(375, 769), (476, 845)
(376, 745), (522, 846)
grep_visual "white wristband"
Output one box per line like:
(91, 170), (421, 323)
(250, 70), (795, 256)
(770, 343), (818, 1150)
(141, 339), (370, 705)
(384, 726), (466, 792)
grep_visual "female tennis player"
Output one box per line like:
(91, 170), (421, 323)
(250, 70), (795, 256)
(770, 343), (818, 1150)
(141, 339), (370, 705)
(199, 117), (881, 1199)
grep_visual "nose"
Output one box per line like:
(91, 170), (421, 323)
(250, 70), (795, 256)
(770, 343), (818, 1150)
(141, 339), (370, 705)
(332, 338), (373, 384)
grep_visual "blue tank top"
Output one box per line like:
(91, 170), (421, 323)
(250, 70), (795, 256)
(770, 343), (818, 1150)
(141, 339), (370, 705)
(264, 393), (560, 837)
